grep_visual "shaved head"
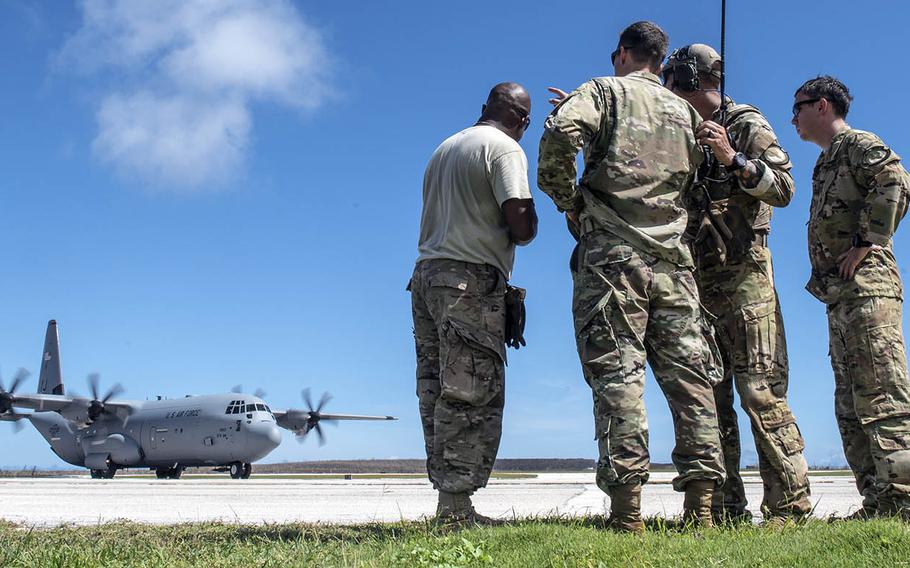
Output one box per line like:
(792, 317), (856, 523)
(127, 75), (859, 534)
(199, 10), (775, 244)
(481, 82), (530, 128)
(486, 82), (530, 114)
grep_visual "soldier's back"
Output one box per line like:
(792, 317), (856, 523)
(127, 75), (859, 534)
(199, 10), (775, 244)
(577, 71), (703, 267)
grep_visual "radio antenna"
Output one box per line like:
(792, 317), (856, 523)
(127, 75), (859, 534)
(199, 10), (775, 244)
(719, 0), (728, 123)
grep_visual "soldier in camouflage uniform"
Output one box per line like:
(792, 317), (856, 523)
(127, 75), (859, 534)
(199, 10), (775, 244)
(792, 76), (910, 518)
(411, 82), (537, 526)
(661, 44), (811, 524)
(538, 22), (725, 532)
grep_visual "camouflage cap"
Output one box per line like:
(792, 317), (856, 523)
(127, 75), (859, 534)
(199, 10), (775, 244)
(665, 43), (722, 81)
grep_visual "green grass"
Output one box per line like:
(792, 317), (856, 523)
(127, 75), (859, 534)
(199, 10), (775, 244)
(1, 518), (908, 567)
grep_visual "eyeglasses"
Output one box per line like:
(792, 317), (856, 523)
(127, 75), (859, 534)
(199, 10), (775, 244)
(513, 108), (530, 130)
(792, 98), (821, 118)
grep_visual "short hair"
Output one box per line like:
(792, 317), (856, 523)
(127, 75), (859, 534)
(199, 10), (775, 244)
(482, 82), (528, 126)
(485, 83), (524, 113)
(794, 75), (853, 118)
(618, 21), (669, 71)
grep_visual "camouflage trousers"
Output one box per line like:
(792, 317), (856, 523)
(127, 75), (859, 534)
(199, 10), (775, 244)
(695, 246), (811, 518)
(409, 258), (507, 495)
(828, 295), (910, 511)
(573, 231), (726, 494)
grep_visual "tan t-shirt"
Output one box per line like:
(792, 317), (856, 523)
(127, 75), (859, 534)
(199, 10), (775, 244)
(417, 125), (531, 279)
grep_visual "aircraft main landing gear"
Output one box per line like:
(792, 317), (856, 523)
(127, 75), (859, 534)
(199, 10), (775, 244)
(229, 462), (252, 479)
(90, 466), (117, 479)
(155, 466), (184, 479)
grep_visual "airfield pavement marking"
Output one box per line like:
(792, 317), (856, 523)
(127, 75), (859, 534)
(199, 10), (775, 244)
(0, 472), (863, 526)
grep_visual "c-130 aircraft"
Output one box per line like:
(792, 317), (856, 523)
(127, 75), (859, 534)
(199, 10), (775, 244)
(0, 321), (396, 479)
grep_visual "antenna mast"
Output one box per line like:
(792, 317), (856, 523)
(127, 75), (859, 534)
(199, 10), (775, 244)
(719, 0), (727, 121)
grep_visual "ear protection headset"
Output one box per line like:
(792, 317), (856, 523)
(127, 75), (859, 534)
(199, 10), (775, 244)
(662, 46), (700, 92)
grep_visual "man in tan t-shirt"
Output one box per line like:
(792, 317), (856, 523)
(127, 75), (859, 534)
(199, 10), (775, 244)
(410, 82), (537, 526)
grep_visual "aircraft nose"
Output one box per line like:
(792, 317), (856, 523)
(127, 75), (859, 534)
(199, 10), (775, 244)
(250, 422), (282, 450)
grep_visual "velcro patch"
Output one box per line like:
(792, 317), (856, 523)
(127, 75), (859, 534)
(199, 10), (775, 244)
(863, 146), (891, 167)
(761, 145), (790, 167)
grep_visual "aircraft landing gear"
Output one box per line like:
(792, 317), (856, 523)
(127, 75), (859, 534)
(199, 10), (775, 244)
(90, 466), (116, 479)
(229, 462), (252, 479)
(155, 466), (184, 479)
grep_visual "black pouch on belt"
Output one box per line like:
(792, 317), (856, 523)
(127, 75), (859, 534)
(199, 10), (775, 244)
(504, 285), (527, 349)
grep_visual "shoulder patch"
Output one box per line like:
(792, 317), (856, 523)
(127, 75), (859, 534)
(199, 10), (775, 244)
(863, 146), (891, 167)
(762, 145), (791, 167)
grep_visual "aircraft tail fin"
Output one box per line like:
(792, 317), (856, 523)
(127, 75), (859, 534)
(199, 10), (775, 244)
(38, 320), (64, 396)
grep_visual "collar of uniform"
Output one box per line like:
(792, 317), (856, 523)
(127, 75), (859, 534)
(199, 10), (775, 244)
(821, 126), (852, 164)
(710, 96), (736, 124)
(626, 70), (662, 84)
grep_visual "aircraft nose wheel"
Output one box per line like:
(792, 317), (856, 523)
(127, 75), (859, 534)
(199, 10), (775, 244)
(230, 462), (252, 479)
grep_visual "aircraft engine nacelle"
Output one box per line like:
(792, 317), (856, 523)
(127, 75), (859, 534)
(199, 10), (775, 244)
(85, 433), (143, 466)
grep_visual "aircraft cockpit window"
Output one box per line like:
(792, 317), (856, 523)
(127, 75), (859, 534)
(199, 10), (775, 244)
(256, 404), (266, 412)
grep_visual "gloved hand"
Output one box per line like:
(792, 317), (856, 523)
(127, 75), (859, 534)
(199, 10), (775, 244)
(504, 285), (527, 349)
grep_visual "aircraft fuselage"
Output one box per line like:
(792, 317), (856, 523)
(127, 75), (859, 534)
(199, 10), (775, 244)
(29, 393), (282, 471)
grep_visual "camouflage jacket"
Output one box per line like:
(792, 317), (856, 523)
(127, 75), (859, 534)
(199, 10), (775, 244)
(688, 101), (795, 264)
(807, 128), (910, 304)
(538, 71), (703, 267)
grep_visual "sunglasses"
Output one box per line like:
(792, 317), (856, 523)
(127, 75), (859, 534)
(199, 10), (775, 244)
(514, 109), (531, 130)
(792, 98), (821, 117)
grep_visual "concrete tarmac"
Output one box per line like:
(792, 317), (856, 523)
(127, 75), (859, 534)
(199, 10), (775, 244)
(0, 472), (862, 526)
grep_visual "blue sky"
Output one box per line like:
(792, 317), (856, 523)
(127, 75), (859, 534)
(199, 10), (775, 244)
(0, 0), (907, 469)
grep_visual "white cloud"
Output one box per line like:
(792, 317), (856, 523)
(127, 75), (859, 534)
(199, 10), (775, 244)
(58, 0), (332, 190)
(94, 92), (250, 188)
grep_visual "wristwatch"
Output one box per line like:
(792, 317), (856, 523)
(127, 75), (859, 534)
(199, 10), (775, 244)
(726, 152), (748, 172)
(852, 234), (874, 248)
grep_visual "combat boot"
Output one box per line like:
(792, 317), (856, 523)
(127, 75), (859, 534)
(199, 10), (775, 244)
(877, 495), (910, 521)
(712, 507), (753, 525)
(682, 480), (715, 529)
(435, 491), (501, 528)
(604, 483), (645, 534)
(764, 495), (811, 528)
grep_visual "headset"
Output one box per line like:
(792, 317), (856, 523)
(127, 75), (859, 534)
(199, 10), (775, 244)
(662, 46), (701, 93)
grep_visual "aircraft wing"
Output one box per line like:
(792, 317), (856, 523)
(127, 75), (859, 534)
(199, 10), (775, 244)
(316, 413), (397, 421)
(273, 409), (396, 433)
(7, 393), (75, 412)
(7, 393), (136, 423)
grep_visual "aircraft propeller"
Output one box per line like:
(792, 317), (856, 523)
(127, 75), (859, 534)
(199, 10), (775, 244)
(0, 369), (30, 433)
(0, 368), (29, 414)
(299, 388), (337, 446)
(231, 385), (267, 399)
(0, 411), (28, 433)
(87, 373), (125, 422)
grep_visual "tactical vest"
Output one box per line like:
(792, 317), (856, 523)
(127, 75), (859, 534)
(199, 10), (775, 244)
(692, 104), (774, 264)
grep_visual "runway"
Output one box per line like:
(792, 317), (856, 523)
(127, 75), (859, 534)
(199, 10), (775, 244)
(0, 472), (862, 526)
